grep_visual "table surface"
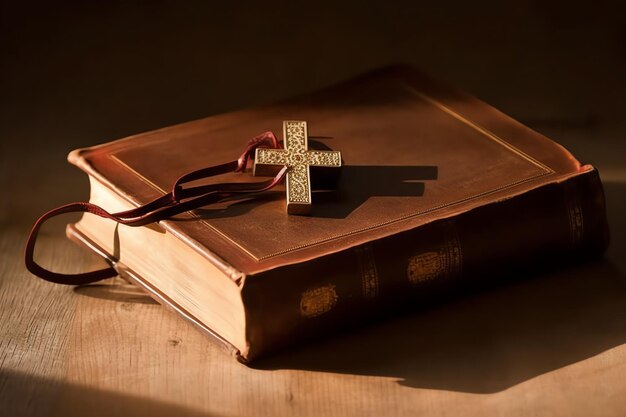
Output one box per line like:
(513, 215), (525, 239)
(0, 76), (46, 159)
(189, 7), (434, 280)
(2, 123), (626, 417)
(2, 5), (626, 414)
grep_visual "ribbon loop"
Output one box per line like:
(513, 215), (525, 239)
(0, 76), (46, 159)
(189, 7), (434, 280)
(25, 133), (284, 285)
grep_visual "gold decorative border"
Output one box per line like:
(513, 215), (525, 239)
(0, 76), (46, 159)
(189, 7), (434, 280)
(107, 83), (554, 262)
(405, 86), (553, 174)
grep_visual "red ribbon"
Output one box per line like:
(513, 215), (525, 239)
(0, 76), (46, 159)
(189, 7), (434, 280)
(25, 131), (287, 285)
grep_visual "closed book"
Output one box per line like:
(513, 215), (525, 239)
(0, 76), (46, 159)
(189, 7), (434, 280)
(65, 66), (610, 362)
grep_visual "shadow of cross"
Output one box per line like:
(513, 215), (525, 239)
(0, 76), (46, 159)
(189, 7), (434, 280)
(311, 165), (439, 219)
(253, 120), (342, 215)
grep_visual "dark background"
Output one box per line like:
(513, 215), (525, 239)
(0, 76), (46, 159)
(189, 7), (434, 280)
(1, 1), (625, 227)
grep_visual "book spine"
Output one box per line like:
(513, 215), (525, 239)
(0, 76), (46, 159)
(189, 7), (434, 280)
(241, 169), (610, 361)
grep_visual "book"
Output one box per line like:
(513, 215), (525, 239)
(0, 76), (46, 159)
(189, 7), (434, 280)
(65, 65), (610, 362)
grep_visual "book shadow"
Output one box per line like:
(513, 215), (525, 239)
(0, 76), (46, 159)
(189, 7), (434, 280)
(189, 164), (438, 220)
(0, 369), (216, 417)
(74, 279), (159, 305)
(252, 258), (626, 394)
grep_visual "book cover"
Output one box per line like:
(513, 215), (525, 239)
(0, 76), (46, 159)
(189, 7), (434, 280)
(65, 66), (610, 360)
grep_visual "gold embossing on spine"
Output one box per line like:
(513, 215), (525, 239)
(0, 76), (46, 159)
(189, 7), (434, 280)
(355, 245), (379, 299)
(564, 183), (584, 246)
(443, 221), (463, 276)
(300, 285), (338, 317)
(407, 220), (462, 283)
(407, 251), (445, 283)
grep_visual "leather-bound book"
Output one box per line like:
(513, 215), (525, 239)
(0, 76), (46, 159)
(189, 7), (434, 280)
(66, 66), (610, 362)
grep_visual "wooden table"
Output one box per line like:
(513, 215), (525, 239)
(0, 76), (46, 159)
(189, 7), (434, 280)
(2, 122), (625, 416)
(2, 5), (626, 413)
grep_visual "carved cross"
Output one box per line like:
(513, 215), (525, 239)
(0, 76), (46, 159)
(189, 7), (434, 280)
(253, 121), (342, 215)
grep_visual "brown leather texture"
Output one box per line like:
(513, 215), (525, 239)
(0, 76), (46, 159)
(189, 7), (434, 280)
(241, 167), (609, 359)
(68, 65), (590, 277)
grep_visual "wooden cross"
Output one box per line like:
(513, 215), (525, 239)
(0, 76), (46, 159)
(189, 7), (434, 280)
(253, 121), (342, 215)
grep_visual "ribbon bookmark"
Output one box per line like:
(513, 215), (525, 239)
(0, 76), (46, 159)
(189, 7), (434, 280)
(25, 131), (286, 285)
